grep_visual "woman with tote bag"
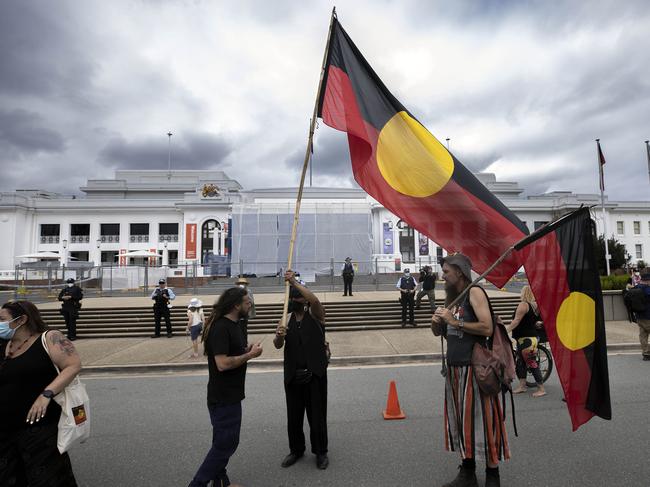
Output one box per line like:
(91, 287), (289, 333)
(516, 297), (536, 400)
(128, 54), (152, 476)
(0, 300), (82, 486)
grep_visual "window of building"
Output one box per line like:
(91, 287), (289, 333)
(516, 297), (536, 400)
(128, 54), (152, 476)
(636, 244), (643, 259)
(69, 251), (89, 262)
(159, 223), (179, 242)
(534, 221), (549, 231)
(40, 224), (60, 244)
(617, 221), (624, 235)
(70, 224), (90, 243)
(202, 220), (221, 262)
(168, 250), (178, 265)
(130, 223), (149, 242)
(398, 221), (416, 263)
(100, 224), (120, 242)
(101, 251), (119, 264)
(634, 221), (641, 235)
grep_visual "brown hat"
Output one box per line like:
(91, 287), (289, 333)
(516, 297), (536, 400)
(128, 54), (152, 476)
(235, 277), (249, 285)
(441, 253), (472, 281)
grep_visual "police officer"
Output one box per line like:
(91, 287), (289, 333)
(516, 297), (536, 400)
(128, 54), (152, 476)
(342, 257), (354, 296)
(397, 268), (417, 327)
(151, 278), (176, 338)
(58, 277), (83, 340)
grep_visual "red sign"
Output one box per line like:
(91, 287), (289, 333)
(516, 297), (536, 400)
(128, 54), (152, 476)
(119, 249), (127, 266)
(185, 224), (197, 259)
(149, 248), (157, 266)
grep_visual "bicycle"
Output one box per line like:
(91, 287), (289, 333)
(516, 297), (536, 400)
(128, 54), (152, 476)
(511, 329), (554, 388)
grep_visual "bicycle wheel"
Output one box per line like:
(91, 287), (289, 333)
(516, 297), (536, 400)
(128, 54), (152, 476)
(526, 344), (553, 387)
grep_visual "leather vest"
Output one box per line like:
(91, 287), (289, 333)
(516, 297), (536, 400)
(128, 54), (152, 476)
(283, 311), (328, 384)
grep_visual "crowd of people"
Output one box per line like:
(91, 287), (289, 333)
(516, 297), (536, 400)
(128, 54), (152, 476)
(4, 255), (650, 486)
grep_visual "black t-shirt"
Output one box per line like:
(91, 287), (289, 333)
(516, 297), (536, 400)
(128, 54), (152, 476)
(205, 317), (247, 405)
(422, 274), (436, 291)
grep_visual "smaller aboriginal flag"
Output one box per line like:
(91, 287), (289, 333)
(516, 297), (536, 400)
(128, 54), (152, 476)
(316, 17), (529, 287)
(596, 140), (606, 192)
(516, 207), (611, 431)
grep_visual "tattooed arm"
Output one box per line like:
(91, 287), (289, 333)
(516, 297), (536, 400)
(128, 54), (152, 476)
(26, 330), (82, 424)
(45, 330), (82, 391)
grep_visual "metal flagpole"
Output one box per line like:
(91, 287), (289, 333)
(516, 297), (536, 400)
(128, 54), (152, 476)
(596, 139), (610, 276)
(167, 132), (173, 180)
(645, 140), (650, 185)
(279, 7), (337, 329)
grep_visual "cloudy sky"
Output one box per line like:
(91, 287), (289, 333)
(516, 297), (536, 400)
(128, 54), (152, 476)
(1, 0), (649, 200)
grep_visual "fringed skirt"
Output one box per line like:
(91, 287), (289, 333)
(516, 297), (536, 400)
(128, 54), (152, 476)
(444, 365), (510, 464)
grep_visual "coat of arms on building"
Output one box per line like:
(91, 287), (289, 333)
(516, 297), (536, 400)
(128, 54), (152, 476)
(201, 184), (220, 198)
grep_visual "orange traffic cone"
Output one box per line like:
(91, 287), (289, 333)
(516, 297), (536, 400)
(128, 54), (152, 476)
(382, 380), (406, 420)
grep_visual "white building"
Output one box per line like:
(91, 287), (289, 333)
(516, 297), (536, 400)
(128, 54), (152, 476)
(1, 169), (649, 277)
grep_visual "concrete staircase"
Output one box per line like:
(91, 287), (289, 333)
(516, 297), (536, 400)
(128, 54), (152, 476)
(38, 296), (521, 339)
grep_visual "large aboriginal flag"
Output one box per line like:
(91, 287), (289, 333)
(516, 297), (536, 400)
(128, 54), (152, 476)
(516, 208), (611, 430)
(317, 18), (529, 286)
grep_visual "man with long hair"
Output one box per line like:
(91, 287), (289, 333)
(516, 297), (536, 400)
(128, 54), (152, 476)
(188, 287), (262, 487)
(274, 270), (329, 470)
(432, 254), (509, 487)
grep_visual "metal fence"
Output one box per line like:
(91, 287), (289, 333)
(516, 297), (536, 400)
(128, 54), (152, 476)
(0, 256), (442, 301)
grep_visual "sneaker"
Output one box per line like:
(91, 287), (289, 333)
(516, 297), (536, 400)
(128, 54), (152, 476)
(151, 334), (161, 339)
(442, 465), (478, 487)
(643, 354), (650, 361)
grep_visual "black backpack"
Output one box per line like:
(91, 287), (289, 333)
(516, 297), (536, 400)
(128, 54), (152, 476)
(624, 288), (648, 313)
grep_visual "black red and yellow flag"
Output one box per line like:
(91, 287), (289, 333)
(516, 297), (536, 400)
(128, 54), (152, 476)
(317, 17), (529, 286)
(516, 207), (611, 430)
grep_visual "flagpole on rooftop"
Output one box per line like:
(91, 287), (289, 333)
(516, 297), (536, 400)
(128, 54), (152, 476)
(279, 7), (337, 329)
(167, 131), (173, 181)
(596, 139), (610, 276)
(645, 140), (650, 185)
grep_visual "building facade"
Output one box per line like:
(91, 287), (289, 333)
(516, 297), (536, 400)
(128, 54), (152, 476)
(1, 170), (649, 277)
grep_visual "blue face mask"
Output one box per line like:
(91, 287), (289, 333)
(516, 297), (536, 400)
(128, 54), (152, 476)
(0, 317), (20, 340)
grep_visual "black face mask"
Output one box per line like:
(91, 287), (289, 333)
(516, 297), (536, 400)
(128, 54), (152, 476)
(288, 300), (305, 313)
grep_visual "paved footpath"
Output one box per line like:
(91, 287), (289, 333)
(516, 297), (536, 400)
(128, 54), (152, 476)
(47, 290), (643, 374)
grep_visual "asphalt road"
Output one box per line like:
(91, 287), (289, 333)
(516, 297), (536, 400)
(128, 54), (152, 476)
(69, 353), (650, 487)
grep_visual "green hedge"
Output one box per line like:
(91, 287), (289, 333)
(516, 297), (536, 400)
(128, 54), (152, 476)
(600, 275), (630, 290)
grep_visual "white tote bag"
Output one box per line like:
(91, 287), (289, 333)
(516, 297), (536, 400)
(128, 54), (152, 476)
(41, 332), (91, 453)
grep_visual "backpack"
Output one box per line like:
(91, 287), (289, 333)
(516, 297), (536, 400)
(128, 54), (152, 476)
(624, 288), (648, 313)
(470, 287), (518, 436)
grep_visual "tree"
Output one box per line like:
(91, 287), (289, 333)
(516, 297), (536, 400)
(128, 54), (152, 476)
(593, 235), (630, 275)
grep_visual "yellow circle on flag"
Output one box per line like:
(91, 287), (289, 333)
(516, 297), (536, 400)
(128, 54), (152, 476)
(376, 111), (454, 197)
(556, 292), (596, 351)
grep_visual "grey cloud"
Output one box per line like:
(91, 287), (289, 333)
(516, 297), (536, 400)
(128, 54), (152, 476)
(98, 132), (233, 170)
(0, 1), (95, 98)
(0, 109), (66, 155)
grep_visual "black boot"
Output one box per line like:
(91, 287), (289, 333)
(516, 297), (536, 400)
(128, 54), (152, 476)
(485, 467), (500, 487)
(442, 465), (478, 487)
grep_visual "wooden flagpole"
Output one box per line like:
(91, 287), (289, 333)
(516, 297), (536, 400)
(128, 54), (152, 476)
(279, 7), (337, 329)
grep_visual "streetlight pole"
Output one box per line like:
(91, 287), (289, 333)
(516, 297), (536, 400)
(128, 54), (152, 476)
(167, 131), (173, 180)
(445, 138), (450, 150)
(645, 140), (650, 185)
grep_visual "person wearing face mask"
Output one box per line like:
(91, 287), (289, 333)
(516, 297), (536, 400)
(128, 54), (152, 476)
(57, 278), (83, 341)
(274, 270), (329, 470)
(0, 300), (82, 486)
(397, 268), (417, 327)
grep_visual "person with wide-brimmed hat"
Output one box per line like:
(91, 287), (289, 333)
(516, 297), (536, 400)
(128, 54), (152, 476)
(186, 298), (205, 358)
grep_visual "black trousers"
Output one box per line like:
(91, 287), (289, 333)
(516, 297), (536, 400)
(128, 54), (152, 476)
(284, 374), (328, 455)
(343, 276), (353, 296)
(61, 308), (77, 339)
(153, 306), (172, 336)
(401, 293), (415, 323)
(0, 423), (78, 487)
